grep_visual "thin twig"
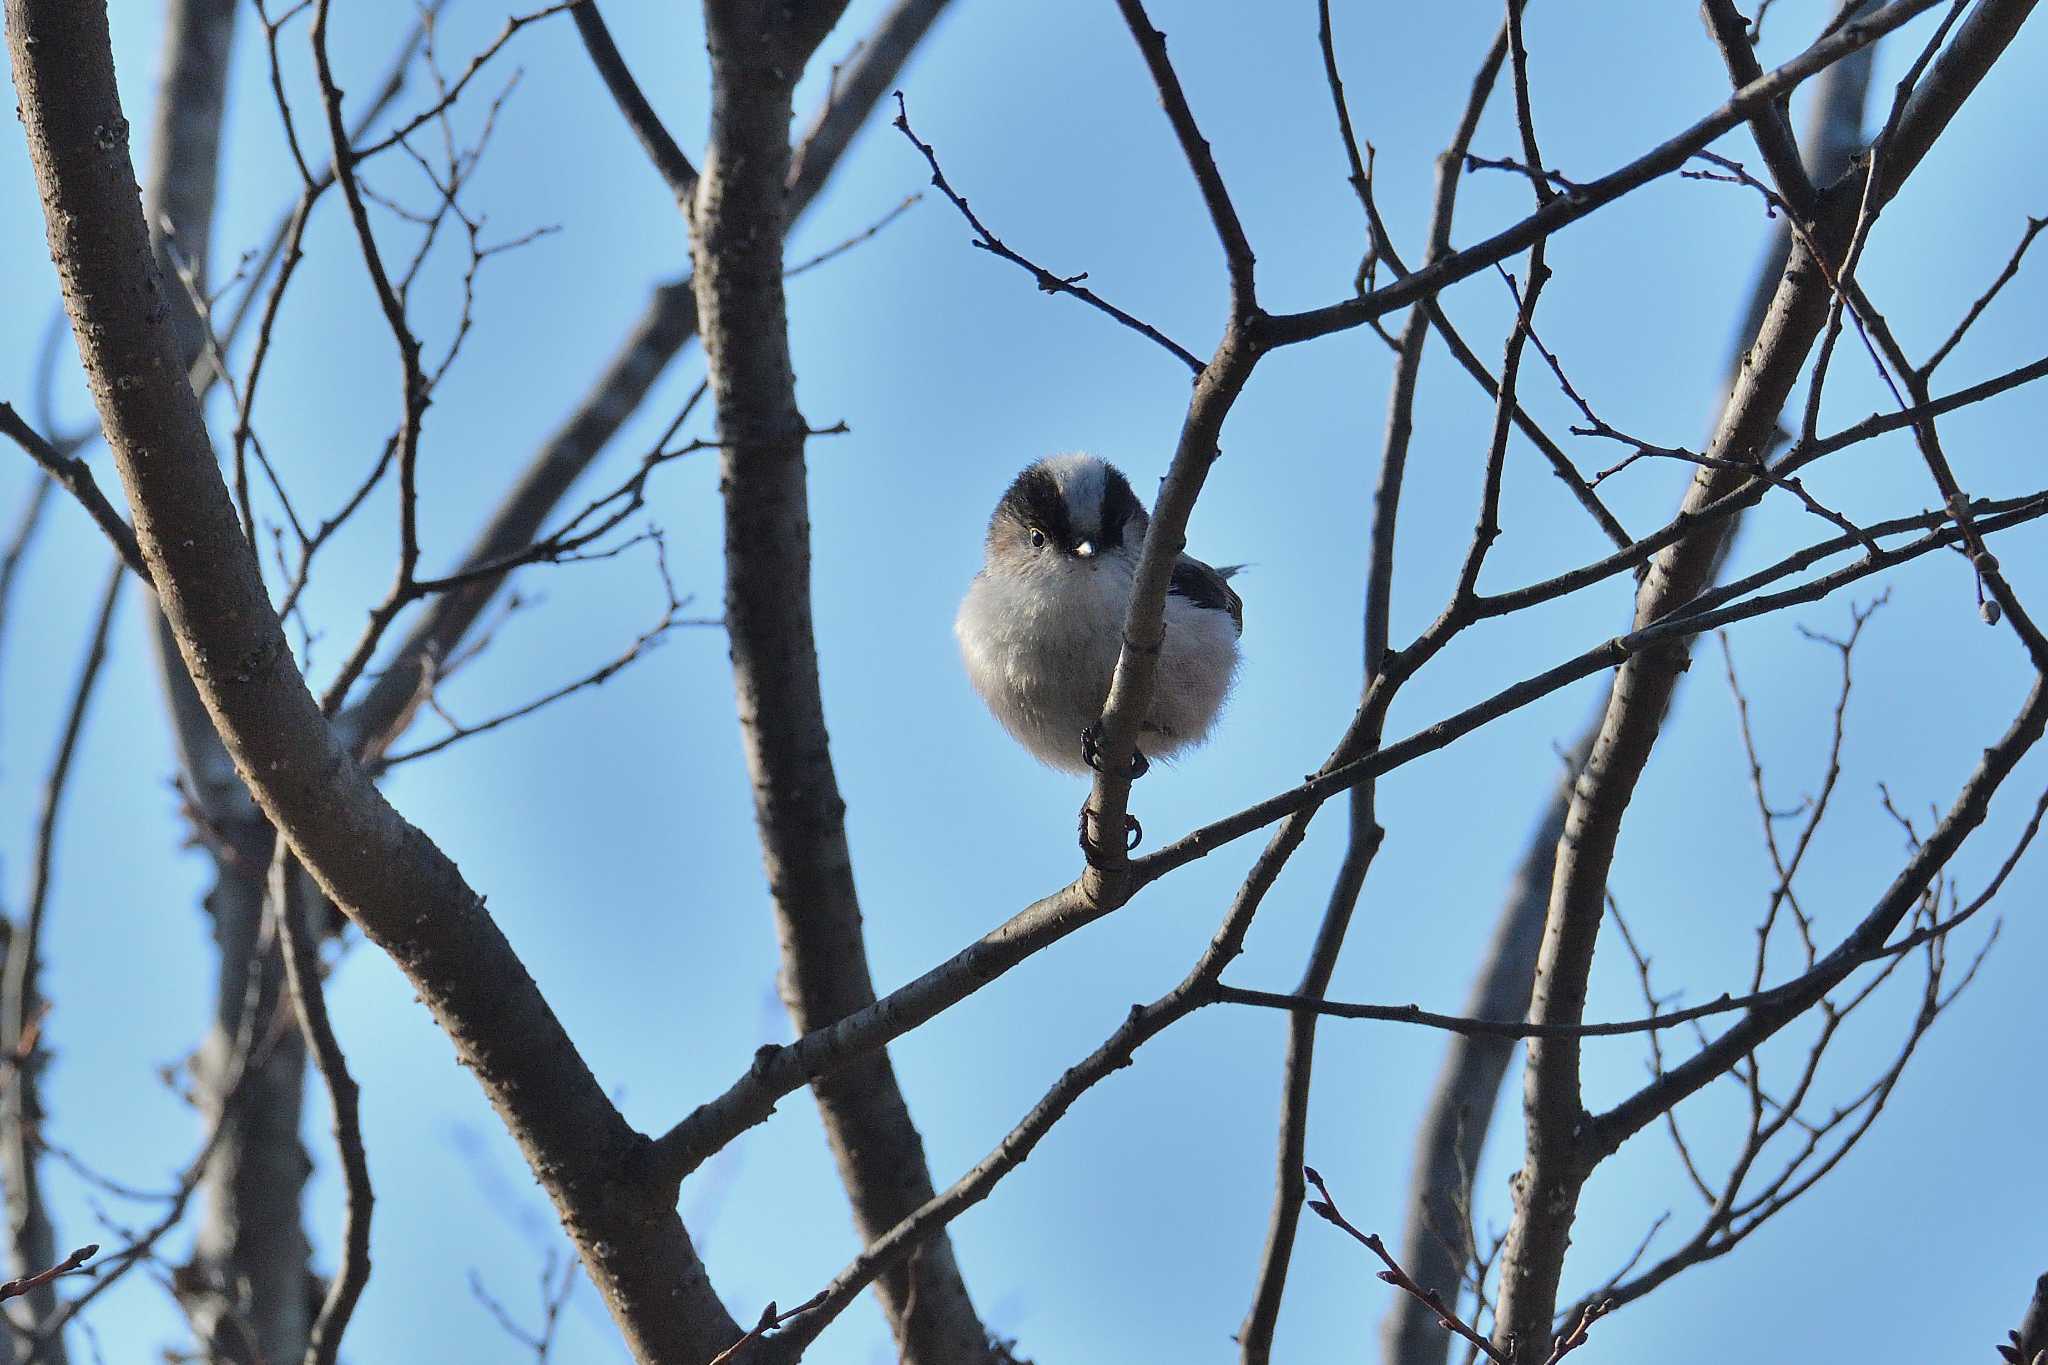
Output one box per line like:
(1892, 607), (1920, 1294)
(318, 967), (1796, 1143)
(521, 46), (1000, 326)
(0, 406), (145, 578)
(891, 94), (1203, 372)
(270, 845), (371, 1365)
(1302, 1166), (1511, 1365)
(1923, 214), (2046, 376)
(0, 1246), (97, 1304)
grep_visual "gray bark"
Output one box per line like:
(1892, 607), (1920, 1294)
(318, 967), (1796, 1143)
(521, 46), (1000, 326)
(687, 3), (998, 1358)
(130, 1), (320, 1356)
(1493, 4), (2038, 1352)
(4, 3), (743, 1355)
(1383, 32), (1880, 1360)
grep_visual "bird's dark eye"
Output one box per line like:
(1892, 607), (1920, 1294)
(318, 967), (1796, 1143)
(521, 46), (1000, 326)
(1029, 528), (1047, 550)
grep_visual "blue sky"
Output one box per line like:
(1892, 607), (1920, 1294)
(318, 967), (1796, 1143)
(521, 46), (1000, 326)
(2, 2), (2045, 1362)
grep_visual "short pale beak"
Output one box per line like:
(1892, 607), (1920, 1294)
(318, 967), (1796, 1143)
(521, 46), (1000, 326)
(1073, 541), (1096, 559)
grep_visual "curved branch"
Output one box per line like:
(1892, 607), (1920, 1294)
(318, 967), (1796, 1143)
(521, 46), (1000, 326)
(2, 6), (740, 1358)
(571, 2), (699, 205)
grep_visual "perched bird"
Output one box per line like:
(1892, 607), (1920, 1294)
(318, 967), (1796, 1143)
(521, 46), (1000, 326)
(956, 453), (1243, 778)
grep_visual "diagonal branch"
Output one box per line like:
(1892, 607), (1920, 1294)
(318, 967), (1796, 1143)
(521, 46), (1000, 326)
(1109, 0), (1256, 315)
(1701, 0), (1818, 213)
(1492, 2), (2039, 1353)
(0, 405), (144, 578)
(3, 5), (742, 1358)
(1258, 0), (1946, 349)
(570, 2), (699, 206)
(1081, 0), (1265, 890)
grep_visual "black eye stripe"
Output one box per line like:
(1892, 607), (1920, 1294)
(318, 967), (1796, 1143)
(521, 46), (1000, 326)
(993, 464), (1074, 551)
(1098, 465), (1145, 551)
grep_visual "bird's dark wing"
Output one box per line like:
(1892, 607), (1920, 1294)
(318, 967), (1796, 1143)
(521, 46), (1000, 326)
(1170, 555), (1243, 635)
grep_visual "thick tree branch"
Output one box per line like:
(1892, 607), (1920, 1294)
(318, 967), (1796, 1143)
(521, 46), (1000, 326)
(1387, 31), (1879, 1359)
(2007, 1272), (2048, 1365)
(1492, 3), (2037, 1352)
(128, 1), (323, 1355)
(3, 6), (740, 1358)
(686, 3), (995, 1360)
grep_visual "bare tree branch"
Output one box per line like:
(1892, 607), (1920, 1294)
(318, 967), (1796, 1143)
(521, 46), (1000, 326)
(0, 407), (144, 578)
(570, 2), (699, 206)
(2005, 1272), (2048, 1365)
(684, 2), (998, 1359)
(3, 5), (743, 1357)
(269, 848), (370, 1365)
(343, 0), (957, 758)
(1241, 20), (1511, 1355)
(0, 562), (121, 1363)
(126, 0), (325, 1353)
(0, 1247), (95, 1307)
(1385, 26), (1882, 1356)
(1258, 0), (1945, 349)
(1080, 0), (1265, 883)
(1701, 0), (1818, 213)
(1494, 4), (2039, 1350)
(891, 94), (1204, 372)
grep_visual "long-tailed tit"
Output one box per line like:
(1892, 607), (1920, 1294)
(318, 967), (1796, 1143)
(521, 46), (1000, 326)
(957, 453), (1242, 780)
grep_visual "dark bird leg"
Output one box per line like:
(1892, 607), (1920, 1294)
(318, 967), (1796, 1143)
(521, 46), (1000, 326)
(1081, 721), (1150, 779)
(1078, 805), (1143, 869)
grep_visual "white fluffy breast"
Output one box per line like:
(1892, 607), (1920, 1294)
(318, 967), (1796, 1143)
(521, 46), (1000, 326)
(957, 551), (1240, 772)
